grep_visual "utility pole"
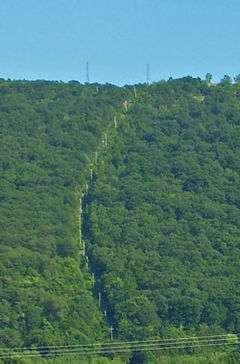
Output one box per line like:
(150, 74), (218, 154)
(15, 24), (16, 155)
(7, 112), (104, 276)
(110, 326), (114, 341)
(146, 63), (150, 85)
(79, 196), (86, 256)
(133, 86), (137, 98)
(86, 61), (90, 83)
(90, 168), (93, 184)
(95, 151), (98, 164)
(92, 273), (95, 285)
(104, 133), (108, 147)
(98, 292), (101, 308)
(114, 116), (117, 128)
(82, 240), (86, 257)
(79, 197), (82, 246)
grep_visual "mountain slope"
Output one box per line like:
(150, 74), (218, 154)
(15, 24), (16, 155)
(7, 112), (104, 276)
(86, 78), (240, 342)
(0, 80), (128, 348)
(1, 77), (240, 363)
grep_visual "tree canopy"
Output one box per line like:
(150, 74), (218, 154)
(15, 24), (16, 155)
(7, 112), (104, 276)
(1, 77), (240, 363)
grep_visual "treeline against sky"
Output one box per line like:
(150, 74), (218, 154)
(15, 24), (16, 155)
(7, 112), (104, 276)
(1, 77), (240, 363)
(86, 77), (240, 362)
(0, 80), (128, 349)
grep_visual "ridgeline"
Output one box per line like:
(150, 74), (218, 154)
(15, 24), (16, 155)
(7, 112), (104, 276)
(1, 77), (240, 363)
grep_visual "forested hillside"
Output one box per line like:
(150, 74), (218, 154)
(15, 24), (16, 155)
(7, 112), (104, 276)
(85, 78), (240, 361)
(1, 77), (240, 363)
(0, 79), (128, 351)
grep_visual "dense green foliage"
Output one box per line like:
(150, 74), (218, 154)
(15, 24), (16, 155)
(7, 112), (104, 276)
(0, 80), (127, 349)
(1, 77), (240, 363)
(86, 78), (240, 342)
(0, 355), (125, 364)
(1, 350), (240, 364)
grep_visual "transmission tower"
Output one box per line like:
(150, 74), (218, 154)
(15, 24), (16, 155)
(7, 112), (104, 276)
(146, 63), (150, 85)
(86, 61), (90, 83)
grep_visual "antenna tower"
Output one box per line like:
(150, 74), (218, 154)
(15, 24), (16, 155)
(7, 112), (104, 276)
(86, 62), (90, 83)
(146, 63), (150, 85)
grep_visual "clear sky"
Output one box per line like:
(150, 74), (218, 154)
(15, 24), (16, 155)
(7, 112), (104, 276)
(0, 0), (239, 85)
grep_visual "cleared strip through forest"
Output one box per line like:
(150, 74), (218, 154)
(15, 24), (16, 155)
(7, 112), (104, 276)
(78, 100), (129, 338)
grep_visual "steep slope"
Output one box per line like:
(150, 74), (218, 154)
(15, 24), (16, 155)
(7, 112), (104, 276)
(85, 78), (240, 344)
(2, 77), (240, 364)
(0, 80), (128, 349)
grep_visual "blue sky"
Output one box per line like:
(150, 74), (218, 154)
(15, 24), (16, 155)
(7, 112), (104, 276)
(0, 0), (239, 85)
